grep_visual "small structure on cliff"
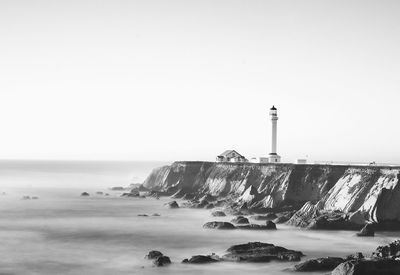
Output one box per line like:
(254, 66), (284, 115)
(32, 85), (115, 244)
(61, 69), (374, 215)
(250, 157), (269, 163)
(216, 150), (248, 163)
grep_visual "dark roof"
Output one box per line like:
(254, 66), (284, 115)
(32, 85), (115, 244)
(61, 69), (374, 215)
(270, 105), (277, 110)
(218, 150), (244, 158)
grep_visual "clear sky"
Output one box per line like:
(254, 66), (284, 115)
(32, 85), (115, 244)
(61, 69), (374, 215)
(0, 0), (399, 163)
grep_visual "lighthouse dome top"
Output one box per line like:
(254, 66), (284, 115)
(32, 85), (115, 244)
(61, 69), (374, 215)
(269, 105), (278, 116)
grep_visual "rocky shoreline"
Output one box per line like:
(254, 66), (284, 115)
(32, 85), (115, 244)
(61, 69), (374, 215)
(127, 161), (400, 274)
(144, 239), (400, 274)
(140, 161), (400, 233)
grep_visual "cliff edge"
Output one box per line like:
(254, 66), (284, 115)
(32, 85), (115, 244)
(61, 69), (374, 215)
(143, 161), (400, 225)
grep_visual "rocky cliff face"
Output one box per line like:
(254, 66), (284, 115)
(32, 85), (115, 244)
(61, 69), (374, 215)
(143, 162), (400, 224)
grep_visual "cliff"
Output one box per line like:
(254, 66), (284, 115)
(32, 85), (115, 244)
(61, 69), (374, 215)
(143, 161), (400, 224)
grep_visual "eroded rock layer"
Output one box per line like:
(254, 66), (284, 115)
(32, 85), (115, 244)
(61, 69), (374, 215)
(143, 162), (400, 224)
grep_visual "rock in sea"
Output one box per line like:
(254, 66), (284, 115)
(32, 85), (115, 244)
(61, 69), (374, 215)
(164, 201), (179, 209)
(80, 192), (89, 196)
(331, 259), (400, 275)
(331, 240), (400, 274)
(345, 252), (364, 261)
(251, 214), (276, 220)
(356, 223), (375, 237)
(236, 221), (276, 230)
(250, 215), (267, 221)
(222, 242), (303, 262)
(265, 220), (277, 229)
(145, 251), (163, 259)
(372, 239), (400, 259)
(294, 257), (344, 272)
(182, 255), (219, 264)
(121, 192), (139, 197)
(306, 212), (361, 230)
(231, 216), (249, 224)
(145, 251), (171, 267)
(203, 221), (235, 230)
(153, 256), (171, 267)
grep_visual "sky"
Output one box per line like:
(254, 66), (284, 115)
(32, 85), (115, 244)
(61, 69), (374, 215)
(0, 0), (399, 163)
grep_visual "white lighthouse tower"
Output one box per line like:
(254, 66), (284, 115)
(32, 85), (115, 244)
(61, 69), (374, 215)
(269, 105), (281, 163)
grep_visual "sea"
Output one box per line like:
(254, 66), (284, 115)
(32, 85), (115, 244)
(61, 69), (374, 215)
(0, 160), (398, 275)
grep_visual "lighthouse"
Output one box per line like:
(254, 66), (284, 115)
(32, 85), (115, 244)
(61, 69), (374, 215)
(269, 105), (281, 163)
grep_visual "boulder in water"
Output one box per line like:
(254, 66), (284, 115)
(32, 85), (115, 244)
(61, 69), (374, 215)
(165, 201), (179, 209)
(153, 255), (171, 267)
(265, 221), (277, 229)
(80, 192), (89, 196)
(306, 212), (361, 230)
(121, 192), (139, 197)
(223, 242), (303, 262)
(294, 257), (344, 272)
(182, 255), (219, 264)
(356, 223), (375, 237)
(203, 221), (235, 230)
(264, 213), (278, 220)
(145, 250), (163, 259)
(345, 252), (364, 261)
(236, 223), (276, 230)
(251, 213), (277, 220)
(331, 259), (400, 275)
(372, 239), (400, 259)
(231, 216), (249, 224)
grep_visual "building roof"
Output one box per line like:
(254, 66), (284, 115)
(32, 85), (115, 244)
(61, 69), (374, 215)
(270, 105), (277, 110)
(218, 150), (245, 158)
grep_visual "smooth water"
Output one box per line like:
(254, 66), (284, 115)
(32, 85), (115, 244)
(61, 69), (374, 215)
(0, 161), (399, 275)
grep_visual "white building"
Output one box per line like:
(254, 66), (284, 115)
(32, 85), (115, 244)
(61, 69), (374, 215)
(250, 157), (269, 163)
(216, 150), (248, 163)
(269, 105), (281, 163)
